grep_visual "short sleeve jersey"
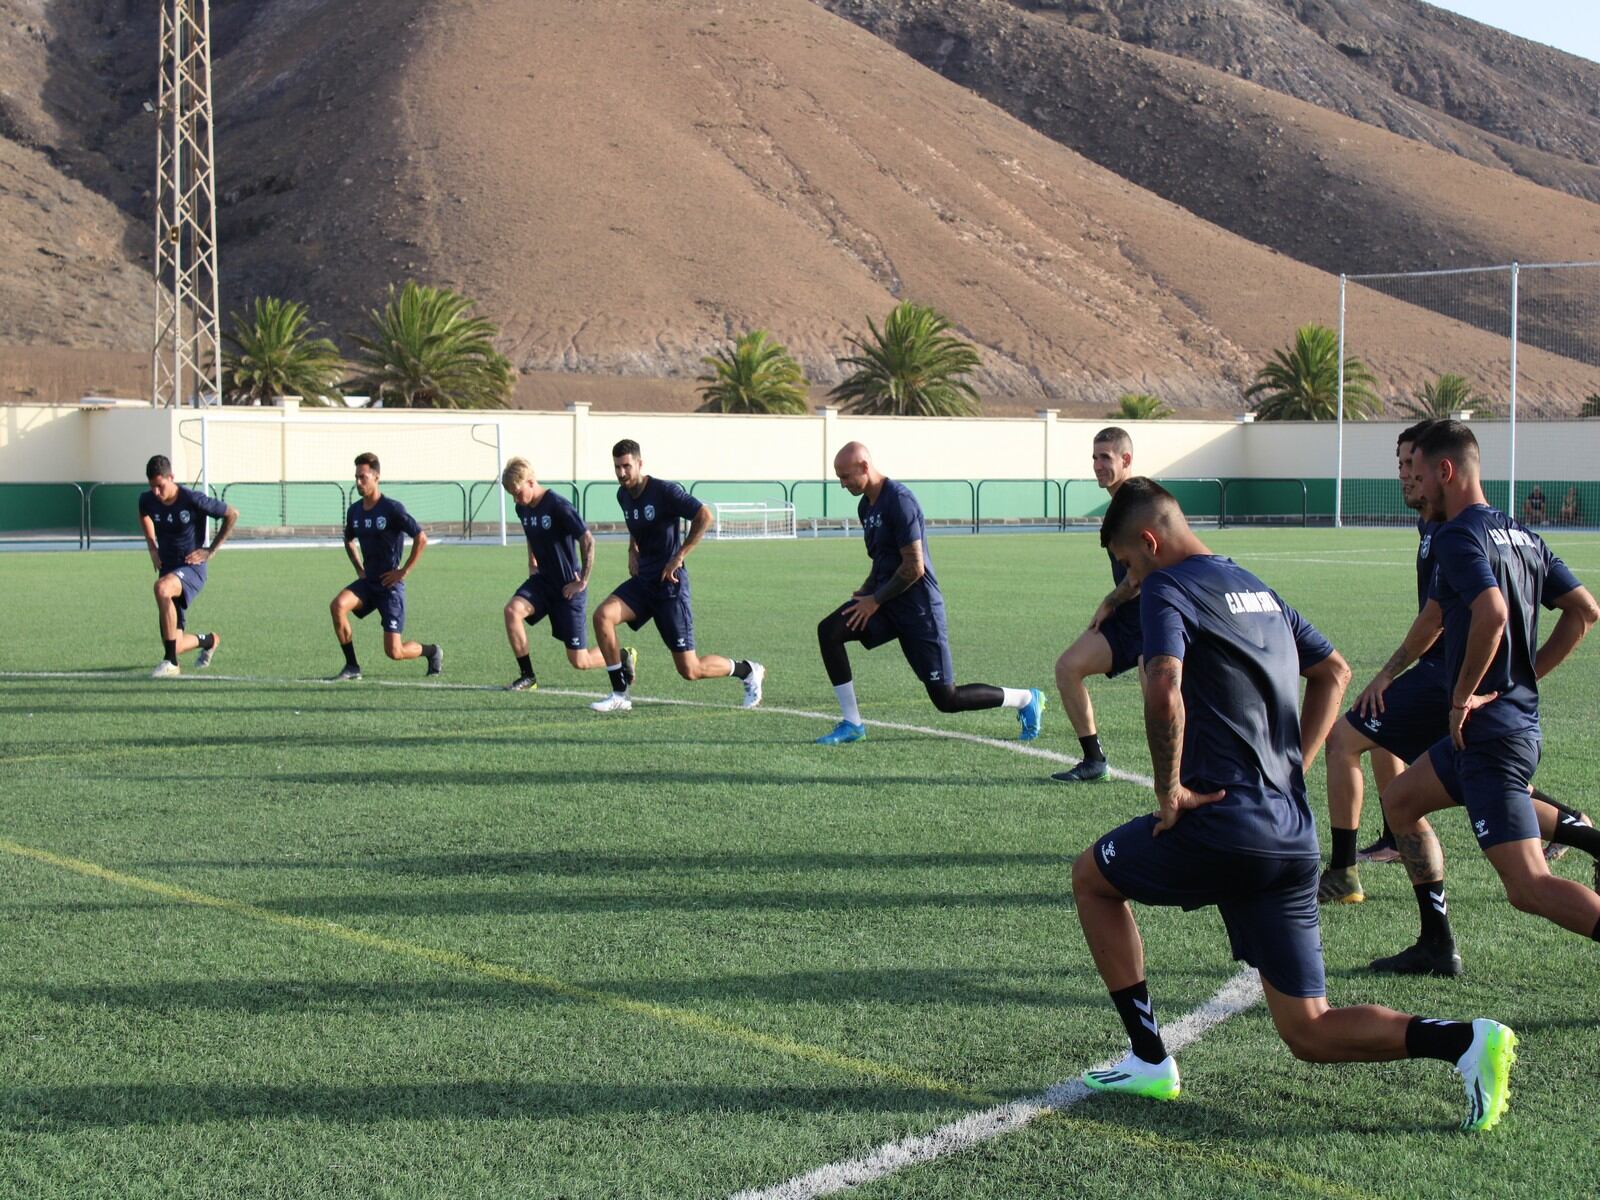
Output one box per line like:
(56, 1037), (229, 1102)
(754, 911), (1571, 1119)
(860, 479), (943, 608)
(139, 485), (228, 573)
(517, 490), (587, 584)
(1416, 517), (1446, 666)
(1428, 504), (1580, 742)
(619, 477), (703, 580)
(345, 495), (422, 584)
(1140, 555), (1335, 859)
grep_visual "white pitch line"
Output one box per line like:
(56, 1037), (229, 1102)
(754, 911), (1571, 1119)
(0, 669), (1157, 789)
(731, 969), (1263, 1200)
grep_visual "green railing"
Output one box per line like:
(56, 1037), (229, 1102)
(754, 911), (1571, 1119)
(0, 482), (86, 546)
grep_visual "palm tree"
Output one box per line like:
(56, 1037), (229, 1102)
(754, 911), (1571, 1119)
(1245, 324), (1381, 421)
(830, 301), (982, 416)
(1396, 373), (1486, 419)
(696, 330), (809, 414)
(1114, 392), (1172, 420)
(1581, 394), (1600, 418)
(347, 281), (513, 409)
(220, 297), (345, 405)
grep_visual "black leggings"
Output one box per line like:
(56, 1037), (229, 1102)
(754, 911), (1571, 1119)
(816, 608), (1003, 713)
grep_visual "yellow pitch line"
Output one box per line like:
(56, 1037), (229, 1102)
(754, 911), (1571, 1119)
(3, 836), (1376, 1200)
(0, 836), (988, 1107)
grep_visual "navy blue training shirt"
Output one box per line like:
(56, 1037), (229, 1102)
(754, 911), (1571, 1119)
(619, 476), (703, 580)
(1140, 554), (1334, 859)
(860, 479), (944, 609)
(1429, 504), (1580, 742)
(345, 495), (422, 584)
(139, 485), (228, 573)
(517, 489), (587, 584)
(1416, 517), (1446, 666)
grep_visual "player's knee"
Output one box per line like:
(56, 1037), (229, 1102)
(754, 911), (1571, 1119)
(384, 641), (405, 660)
(329, 595), (345, 617)
(1501, 875), (1545, 914)
(504, 601), (520, 622)
(817, 612), (844, 645)
(925, 682), (959, 713)
(1069, 849), (1100, 899)
(1278, 1026), (1324, 1063)
(1326, 719), (1362, 760)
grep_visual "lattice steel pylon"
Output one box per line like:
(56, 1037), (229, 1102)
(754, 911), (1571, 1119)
(152, 0), (221, 408)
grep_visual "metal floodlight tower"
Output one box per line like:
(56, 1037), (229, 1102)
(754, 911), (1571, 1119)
(152, 0), (221, 408)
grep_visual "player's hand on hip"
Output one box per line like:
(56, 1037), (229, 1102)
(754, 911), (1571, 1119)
(1355, 672), (1392, 718)
(562, 579), (587, 600)
(380, 569), (406, 588)
(1087, 600), (1115, 631)
(842, 595), (878, 631)
(184, 548), (210, 565)
(1152, 785), (1227, 836)
(1449, 692), (1498, 749)
(659, 557), (684, 584)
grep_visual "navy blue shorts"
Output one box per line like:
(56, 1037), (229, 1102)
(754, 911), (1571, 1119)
(1101, 602), (1142, 679)
(611, 574), (695, 652)
(1092, 813), (1326, 998)
(346, 578), (406, 634)
(843, 598), (956, 686)
(160, 565), (206, 631)
(1342, 659), (1448, 765)
(1427, 733), (1542, 850)
(513, 575), (588, 649)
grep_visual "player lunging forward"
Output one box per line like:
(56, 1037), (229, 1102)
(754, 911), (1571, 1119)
(139, 454), (238, 678)
(589, 440), (763, 713)
(1072, 479), (1515, 1131)
(328, 452), (443, 681)
(814, 442), (1042, 745)
(1053, 427), (1140, 782)
(500, 457), (615, 690)
(1373, 421), (1600, 977)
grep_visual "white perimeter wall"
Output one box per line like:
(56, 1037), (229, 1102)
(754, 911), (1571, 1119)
(3, 402), (1598, 485)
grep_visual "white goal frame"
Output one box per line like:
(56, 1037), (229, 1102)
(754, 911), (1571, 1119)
(710, 502), (797, 541)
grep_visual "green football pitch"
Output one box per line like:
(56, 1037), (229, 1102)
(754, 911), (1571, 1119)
(3, 529), (1598, 1199)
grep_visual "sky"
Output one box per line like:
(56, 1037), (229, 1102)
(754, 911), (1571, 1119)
(1426, 1), (1600, 64)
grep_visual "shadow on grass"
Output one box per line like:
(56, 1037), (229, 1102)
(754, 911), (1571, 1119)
(0, 1079), (960, 1129)
(20, 966), (1149, 1013)
(131, 850), (1071, 876)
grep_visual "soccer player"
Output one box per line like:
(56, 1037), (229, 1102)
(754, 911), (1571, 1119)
(1323, 422), (1594, 904)
(1371, 420), (1600, 976)
(813, 441), (1043, 745)
(500, 457), (615, 690)
(138, 454), (238, 678)
(1051, 427), (1139, 782)
(1071, 478), (1516, 1131)
(328, 452), (442, 681)
(588, 439), (763, 713)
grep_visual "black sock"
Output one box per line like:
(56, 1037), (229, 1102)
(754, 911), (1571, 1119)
(198, 632), (215, 651)
(1532, 788), (1580, 821)
(516, 654), (534, 679)
(1405, 1016), (1475, 1063)
(1549, 810), (1600, 858)
(1414, 881), (1454, 945)
(163, 639), (178, 666)
(1079, 734), (1106, 763)
(731, 660), (753, 680)
(607, 665), (627, 694)
(1379, 816), (1395, 843)
(1330, 827), (1358, 871)
(1592, 916), (1600, 942)
(421, 644), (438, 659)
(1109, 980), (1167, 1064)
(341, 641), (359, 670)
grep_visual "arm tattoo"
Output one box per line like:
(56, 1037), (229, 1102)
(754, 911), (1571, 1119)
(873, 562), (919, 605)
(1143, 657), (1184, 797)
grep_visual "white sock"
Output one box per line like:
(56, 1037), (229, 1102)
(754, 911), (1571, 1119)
(834, 681), (862, 725)
(1000, 687), (1032, 709)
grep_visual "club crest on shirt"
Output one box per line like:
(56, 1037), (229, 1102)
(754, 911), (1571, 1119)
(376, 515), (388, 531)
(1418, 534), (1432, 559)
(179, 509), (191, 524)
(644, 504), (656, 521)
(541, 514), (552, 529)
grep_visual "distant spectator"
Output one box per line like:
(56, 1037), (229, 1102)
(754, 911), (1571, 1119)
(1522, 485), (1546, 526)
(1560, 486), (1582, 525)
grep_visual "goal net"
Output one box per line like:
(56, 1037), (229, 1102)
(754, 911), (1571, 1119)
(175, 411), (509, 542)
(711, 502), (797, 540)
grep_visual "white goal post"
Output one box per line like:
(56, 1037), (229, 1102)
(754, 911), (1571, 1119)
(710, 501), (797, 540)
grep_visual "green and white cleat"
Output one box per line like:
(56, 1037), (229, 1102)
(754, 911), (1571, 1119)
(621, 645), (639, 693)
(591, 693), (633, 714)
(1083, 1051), (1180, 1101)
(1318, 865), (1365, 905)
(1456, 1019), (1516, 1132)
(193, 633), (219, 670)
(150, 660), (181, 679)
